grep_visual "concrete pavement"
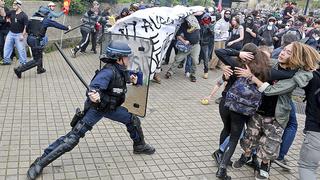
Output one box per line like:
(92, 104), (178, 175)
(0, 48), (316, 180)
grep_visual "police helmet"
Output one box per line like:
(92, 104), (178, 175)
(35, 6), (50, 17)
(100, 40), (132, 63)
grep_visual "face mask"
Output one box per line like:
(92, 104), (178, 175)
(315, 36), (320, 41)
(225, 14), (231, 19)
(269, 22), (274, 26)
(285, 25), (290, 30)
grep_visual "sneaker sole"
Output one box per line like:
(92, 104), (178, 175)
(274, 160), (292, 171)
(133, 149), (156, 155)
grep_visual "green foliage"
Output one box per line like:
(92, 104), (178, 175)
(4, 0), (14, 8)
(117, 0), (132, 3)
(68, 0), (87, 15)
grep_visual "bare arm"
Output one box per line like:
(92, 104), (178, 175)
(233, 26), (244, 43)
(177, 35), (189, 45)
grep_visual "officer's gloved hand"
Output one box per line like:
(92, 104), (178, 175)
(68, 25), (71, 30)
(88, 90), (101, 103)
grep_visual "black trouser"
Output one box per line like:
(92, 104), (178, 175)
(0, 29), (15, 60)
(76, 29), (91, 52)
(91, 31), (97, 51)
(0, 29), (7, 59)
(218, 97), (248, 168)
(17, 36), (44, 73)
(76, 29), (97, 52)
(164, 39), (178, 64)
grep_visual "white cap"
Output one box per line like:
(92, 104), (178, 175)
(208, 7), (214, 13)
(48, 1), (55, 6)
(15, 0), (22, 5)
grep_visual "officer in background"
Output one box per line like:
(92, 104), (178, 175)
(27, 40), (156, 180)
(13, 7), (71, 78)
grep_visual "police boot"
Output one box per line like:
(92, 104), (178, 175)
(14, 67), (22, 79)
(37, 68), (46, 74)
(27, 157), (44, 180)
(27, 121), (89, 179)
(130, 116), (155, 155)
(216, 167), (231, 180)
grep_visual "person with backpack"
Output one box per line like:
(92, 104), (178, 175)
(26, 40), (156, 180)
(233, 42), (318, 180)
(213, 43), (271, 180)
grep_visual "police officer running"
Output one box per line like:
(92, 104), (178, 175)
(13, 7), (71, 78)
(27, 40), (156, 180)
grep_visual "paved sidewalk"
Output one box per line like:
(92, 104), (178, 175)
(0, 49), (316, 180)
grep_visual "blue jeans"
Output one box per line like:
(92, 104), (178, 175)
(220, 128), (244, 152)
(278, 100), (297, 160)
(185, 55), (192, 73)
(3, 31), (27, 64)
(43, 105), (140, 156)
(200, 45), (210, 73)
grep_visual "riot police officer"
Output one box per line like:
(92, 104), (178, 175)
(27, 40), (156, 180)
(13, 8), (70, 78)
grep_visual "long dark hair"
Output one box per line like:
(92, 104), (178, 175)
(238, 43), (271, 82)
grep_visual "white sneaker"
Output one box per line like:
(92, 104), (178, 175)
(203, 73), (208, 79)
(185, 72), (190, 78)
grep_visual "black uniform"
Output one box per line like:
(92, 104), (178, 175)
(26, 41), (155, 180)
(14, 11), (68, 78)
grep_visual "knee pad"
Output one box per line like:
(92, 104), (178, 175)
(63, 134), (80, 152)
(72, 120), (93, 138)
(132, 115), (141, 127)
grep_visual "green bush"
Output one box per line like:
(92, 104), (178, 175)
(4, 0), (14, 8)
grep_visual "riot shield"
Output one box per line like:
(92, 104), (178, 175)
(100, 33), (152, 117)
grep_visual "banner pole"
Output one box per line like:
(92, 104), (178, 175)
(60, 15), (66, 48)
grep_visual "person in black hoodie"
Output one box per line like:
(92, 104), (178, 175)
(0, 0), (10, 60)
(299, 60), (320, 179)
(243, 15), (258, 45)
(199, 13), (214, 79)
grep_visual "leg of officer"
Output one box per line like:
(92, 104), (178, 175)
(27, 107), (103, 180)
(105, 106), (155, 155)
(36, 47), (46, 73)
(13, 41), (41, 78)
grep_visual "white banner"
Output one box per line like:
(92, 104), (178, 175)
(109, 6), (205, 75)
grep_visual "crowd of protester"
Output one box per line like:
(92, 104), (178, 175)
(0, 0), (320, 180)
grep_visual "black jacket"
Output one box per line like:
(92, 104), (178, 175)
(303, 69), (320, 132)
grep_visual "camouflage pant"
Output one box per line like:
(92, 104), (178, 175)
(240, 113), (284, 161)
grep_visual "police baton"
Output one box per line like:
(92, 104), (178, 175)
(64, 23), (86, 34)
(54, 42), (90, 91)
